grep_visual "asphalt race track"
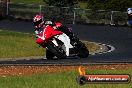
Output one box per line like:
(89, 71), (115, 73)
(0, 19), (132, 65)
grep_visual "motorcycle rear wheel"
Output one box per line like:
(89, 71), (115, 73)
(75, 41), (89, 58)
(78, 47), (89, 58)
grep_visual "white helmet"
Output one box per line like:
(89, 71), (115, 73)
(127, 8), (132, 14)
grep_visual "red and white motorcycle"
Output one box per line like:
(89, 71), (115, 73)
(36, 25), (89, 59)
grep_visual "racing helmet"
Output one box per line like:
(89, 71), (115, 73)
(127, 8), (132, 14)
(33, 14), (43, 28)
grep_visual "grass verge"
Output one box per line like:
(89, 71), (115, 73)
(0, 30), (44, 59)
(0, 68), (131, 88)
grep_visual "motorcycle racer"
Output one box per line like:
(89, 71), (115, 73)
(127, 8), (132, 17)
(33, 14), (70, 56)
(33, 14), (75, 41)
(127, 8), (132, 26)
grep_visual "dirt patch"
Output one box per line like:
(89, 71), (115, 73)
(0, 64), (132, 77)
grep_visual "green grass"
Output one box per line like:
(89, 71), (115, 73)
(0, 69), (132, 88)
(0, 30), (44, 59)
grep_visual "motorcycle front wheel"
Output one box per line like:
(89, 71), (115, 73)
(46, 43), (66, 59)
(46, 49), (55, 59)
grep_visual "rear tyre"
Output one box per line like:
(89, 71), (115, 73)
(78, 48), (89, 58)
(75, 41), (89, 58)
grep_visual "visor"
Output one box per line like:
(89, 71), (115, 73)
(33, 19), (42, 26)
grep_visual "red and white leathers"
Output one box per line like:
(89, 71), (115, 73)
(36, 25), (70, 56)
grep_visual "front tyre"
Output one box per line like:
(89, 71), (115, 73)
(46, 43), (66, 59)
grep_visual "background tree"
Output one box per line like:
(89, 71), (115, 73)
(43, 0), (75, 7)
(87, 0), (108, 10)
(87, 0), (132, 11)
(43, 0), (77, 23)
(105, 0), (132, 11)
